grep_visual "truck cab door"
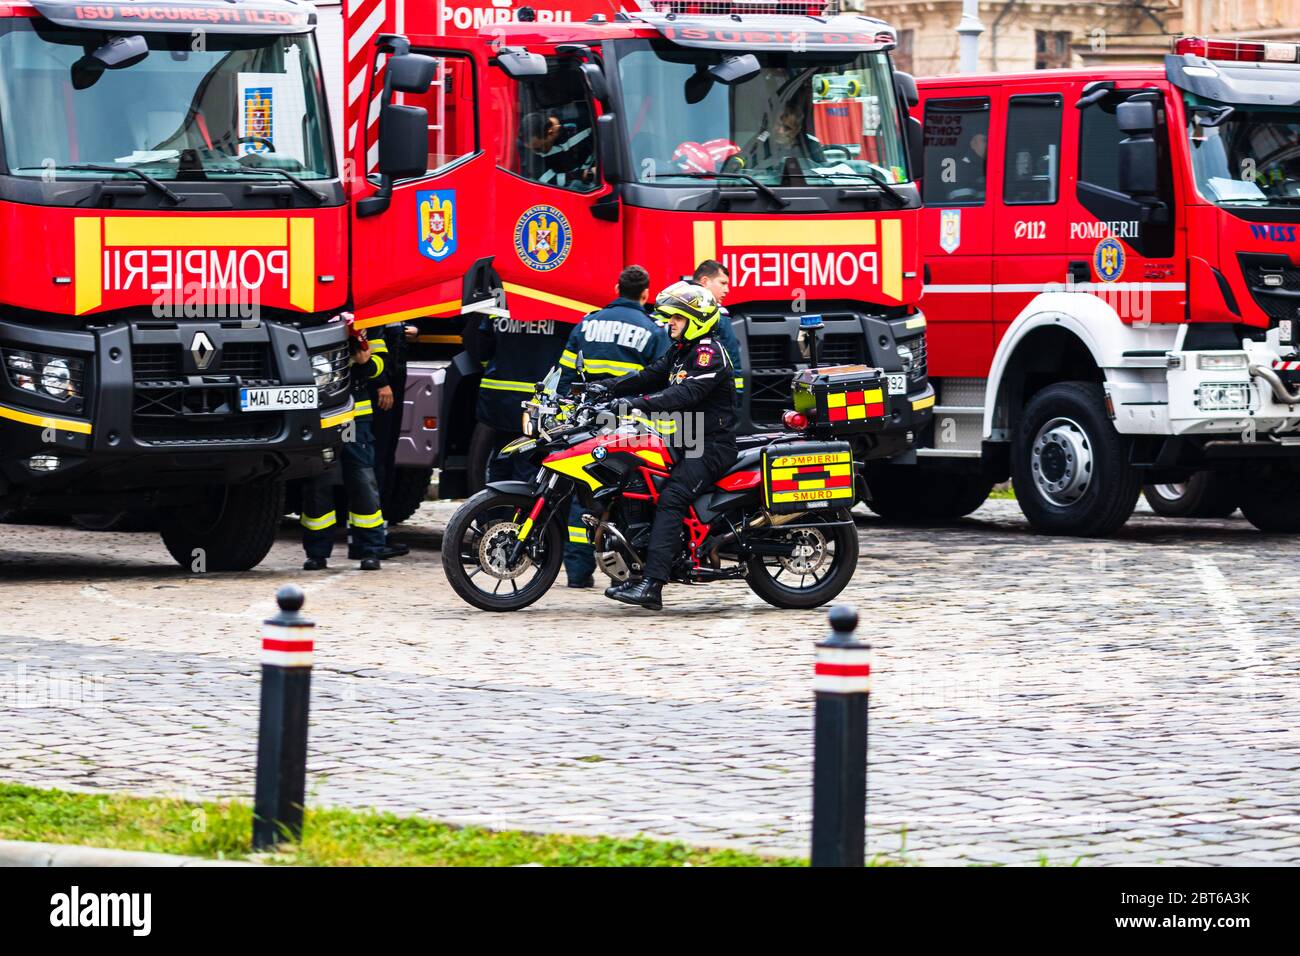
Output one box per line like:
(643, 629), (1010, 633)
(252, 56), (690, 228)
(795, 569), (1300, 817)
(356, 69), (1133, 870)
(918, 94), (995, 375)
(1068, 89), (1185, 326)
(485, 52), (624, 326)
(992, 91), (1070, 342)
(349, 38), (496, 333)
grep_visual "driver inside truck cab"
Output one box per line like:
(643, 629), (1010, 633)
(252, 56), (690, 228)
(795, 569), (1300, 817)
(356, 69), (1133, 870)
(742, 95), (826, 171)
(519, 108), (595, 189)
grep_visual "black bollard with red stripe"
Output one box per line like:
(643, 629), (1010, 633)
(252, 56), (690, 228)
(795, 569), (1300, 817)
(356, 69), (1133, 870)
(811, 604), (871, 867)
(253, 585), (316, 849)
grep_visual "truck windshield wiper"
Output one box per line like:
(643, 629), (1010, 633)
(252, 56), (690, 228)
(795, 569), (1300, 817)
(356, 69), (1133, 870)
(659, 171), (790, 209)
(64, 163), (182, 205)
(219, 164), (328, 204)
(809, 169), (908, 206)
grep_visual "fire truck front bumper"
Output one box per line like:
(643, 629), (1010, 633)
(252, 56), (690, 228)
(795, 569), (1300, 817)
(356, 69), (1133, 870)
(0, 318), (352, 502)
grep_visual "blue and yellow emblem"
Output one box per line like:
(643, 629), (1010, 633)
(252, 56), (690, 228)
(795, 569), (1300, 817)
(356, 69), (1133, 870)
(514, 205), (572, 272)
(1094, 236), (1125, 283)
(417, 190), (456, 261)
(241, 87), (274, 155)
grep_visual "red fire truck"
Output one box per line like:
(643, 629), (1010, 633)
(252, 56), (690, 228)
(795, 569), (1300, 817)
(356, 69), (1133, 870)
(0, 0), (361, 569)
(867, 37), (1300, 536)
(339, 0), (934, 503)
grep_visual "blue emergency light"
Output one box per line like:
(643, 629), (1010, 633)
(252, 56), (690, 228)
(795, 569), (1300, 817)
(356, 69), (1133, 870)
(800, 313), (825, 330)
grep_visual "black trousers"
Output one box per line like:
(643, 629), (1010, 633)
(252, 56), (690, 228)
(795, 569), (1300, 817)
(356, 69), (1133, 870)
(301, 415), (385, 560)
(644, 436), (737, 583)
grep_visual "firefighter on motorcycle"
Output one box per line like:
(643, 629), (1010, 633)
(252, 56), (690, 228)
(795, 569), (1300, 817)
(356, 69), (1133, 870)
(584, 281), (736, 611)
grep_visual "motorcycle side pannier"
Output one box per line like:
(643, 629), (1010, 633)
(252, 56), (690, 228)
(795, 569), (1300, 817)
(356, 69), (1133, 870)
(791, 364), (890, 436)
(762, 440), (855, 514)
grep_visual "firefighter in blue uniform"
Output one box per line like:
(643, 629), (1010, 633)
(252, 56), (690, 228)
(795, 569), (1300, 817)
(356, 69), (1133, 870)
(471, 310), (570, 484)
(556, 264), (669, 588)
(300, 316), (389, 571)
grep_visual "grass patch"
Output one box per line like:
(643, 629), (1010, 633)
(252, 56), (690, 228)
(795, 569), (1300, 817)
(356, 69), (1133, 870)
(988, 486), (1016, 500)
(0, 783), (803, 867)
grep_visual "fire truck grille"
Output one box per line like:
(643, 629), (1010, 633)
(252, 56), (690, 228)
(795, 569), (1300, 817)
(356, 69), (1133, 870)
(132, 384), (281, 444)
(134, 417), (282, 444)
(131, 342), (273, 382)
(1237, 253), (1300, 325)
(821, 334), (865, 365)
(748, 338), (790, 369)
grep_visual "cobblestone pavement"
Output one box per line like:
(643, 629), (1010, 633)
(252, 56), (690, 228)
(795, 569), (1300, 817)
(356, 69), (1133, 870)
(2, 499), (1299, 865)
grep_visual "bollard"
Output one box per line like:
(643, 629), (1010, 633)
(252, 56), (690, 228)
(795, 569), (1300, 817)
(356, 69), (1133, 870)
(253, 585), (315, 850)
(811, 605), (871, 867)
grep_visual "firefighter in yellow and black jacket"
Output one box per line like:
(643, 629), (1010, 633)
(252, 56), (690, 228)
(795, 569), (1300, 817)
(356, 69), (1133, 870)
(300, 316), (389, 571)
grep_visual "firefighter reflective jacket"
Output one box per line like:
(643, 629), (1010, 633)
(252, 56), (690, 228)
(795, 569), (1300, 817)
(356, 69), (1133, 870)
(474, 315), (569, 431)
(351, 332), (391, 420)
(556, 297), (669, 395)
(606, 334), (737, 439)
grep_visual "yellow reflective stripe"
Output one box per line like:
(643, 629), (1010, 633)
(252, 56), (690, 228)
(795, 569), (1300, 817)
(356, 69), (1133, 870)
(502, 282), (599, 316)
(912, 394), (935, 411)
(370, 353), (385, 378)
(568, 525), (589, 543)
(517, 516), (535, 540)
(734, 376), (745, 390)
(481, 378), (535, 393)
(559, 350), (577, 370)
(348, 510), (384, 529)
(300, 510), (337, 531)
(905, 316), (927, 329)
(631, 413), (677, 434)
(370, 338), (389, 354)
(582, 357), (644, 374)
(354, 299), (462, 330)
(354, 399), (373, 417)
(321, 408), (354, 429)
(0, 403), (93, 435)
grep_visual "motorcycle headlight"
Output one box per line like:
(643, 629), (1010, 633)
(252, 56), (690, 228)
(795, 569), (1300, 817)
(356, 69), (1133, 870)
(522, 409), (534, 437)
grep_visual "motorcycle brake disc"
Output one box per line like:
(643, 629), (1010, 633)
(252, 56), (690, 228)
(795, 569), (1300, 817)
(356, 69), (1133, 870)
(779, 527), (830, 577)
(478, 520), (533, 579)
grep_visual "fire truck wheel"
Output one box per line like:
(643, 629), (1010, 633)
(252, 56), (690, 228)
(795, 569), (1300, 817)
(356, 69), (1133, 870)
(1011, 381), (1140, 537)
(1238, 469), (1300, 533)
(863, 466), (993, 523)
(383, 467), (433, 526)
(1142, 473), (1238, 519)
(158, 480), (285, 572)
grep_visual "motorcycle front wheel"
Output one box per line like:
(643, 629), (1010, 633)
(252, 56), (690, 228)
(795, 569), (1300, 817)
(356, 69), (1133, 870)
(744, 518), (860, 610)
(441, 489), (564, 612)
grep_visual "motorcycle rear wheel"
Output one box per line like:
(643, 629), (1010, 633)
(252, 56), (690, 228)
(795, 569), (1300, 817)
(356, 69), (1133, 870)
(744, 518), (859, 610)
(441, 489), (563, 612)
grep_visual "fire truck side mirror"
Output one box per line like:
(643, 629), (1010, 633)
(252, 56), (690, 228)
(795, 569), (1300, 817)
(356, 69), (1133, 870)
(1116, 101), (1159, 198)
(893, 71), (919, 108)
(596, 114), (626, 184)
(388, 53), (438, 94)
(905, 116), (923, 182)
(376, 104), (430, 181)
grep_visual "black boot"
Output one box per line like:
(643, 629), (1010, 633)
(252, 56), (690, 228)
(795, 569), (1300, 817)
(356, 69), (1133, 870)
(359, 557), (381, 571)
(607, 577), (663, 611)
(303, 557), (328, 571)
(603, 579), (634, 600)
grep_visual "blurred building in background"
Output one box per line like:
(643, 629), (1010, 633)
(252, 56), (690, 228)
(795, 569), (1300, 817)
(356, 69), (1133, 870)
(855, 1), (1299, 75)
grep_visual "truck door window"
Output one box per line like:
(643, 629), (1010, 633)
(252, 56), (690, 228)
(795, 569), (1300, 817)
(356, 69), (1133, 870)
(1077, 98), (1175, 257)
(1004, 95), (1062, 204)
(398, 53), (477, 178)
(922, 97), (990, 205)
(493, 59), (597, 192)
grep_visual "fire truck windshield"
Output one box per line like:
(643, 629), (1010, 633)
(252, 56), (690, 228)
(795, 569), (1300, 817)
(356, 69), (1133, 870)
(1186, 101), (1300, 207)
(0, 20), (333, 183)
(615, 39), (908, 187)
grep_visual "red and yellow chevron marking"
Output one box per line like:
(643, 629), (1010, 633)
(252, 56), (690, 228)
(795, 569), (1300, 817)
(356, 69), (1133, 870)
(826, 387), (885, 422)
(766, 451), (854, 505)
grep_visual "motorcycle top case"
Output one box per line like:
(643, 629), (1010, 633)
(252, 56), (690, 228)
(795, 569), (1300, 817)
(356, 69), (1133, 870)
(762, 441), (855, 514)
(791, 364), (889, 435)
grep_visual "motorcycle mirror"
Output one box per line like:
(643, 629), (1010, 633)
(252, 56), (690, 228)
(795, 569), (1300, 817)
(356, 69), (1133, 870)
(575, 350), (587, 379)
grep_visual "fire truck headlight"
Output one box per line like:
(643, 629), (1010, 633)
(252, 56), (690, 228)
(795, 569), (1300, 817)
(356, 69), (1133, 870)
(896, 343), (914, 371)
(1196, 382), (1253, 412)
(41, 358), (76, 400)
(5, 351), (37, 392)
(1197, 353), (1248, 371)
(4, 350), (81, 401)
(311, 352), (334, 387)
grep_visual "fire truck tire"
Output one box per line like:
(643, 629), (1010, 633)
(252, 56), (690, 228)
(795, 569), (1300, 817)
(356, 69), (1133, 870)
(383, 467), (433, 526)
(1142, 473), (1238, 519)
(1238, 470), (1300, 533)
(158, 480), (285, 571)
(1011, 381), (1140, 537)
(864, 466), (993, 522)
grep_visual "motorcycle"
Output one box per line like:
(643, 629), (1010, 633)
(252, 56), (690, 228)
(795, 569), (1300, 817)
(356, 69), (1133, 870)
(441, 357), (891, 613)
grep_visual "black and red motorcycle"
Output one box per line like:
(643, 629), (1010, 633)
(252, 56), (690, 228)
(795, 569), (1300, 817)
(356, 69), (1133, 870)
(442, 357), (904, 612)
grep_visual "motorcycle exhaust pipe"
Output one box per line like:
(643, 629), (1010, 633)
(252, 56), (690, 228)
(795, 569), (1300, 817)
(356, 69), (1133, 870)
(706, 510), (802, 559)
